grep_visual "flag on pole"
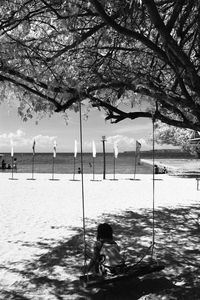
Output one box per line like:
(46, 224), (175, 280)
(92, 140), (96, 158)
(136, 140), (141, 164)
(74, 140), (77, 158)
(53, 141), (57, 158)
(10, 140), (14, 157)
(114, 143), (118, 158)
(32, 140), (36, 155)
(136, 140), (141, 151)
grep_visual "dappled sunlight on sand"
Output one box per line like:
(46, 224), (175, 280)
(0, 173), (200, 299)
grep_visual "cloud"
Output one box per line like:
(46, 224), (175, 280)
(104, 135), (157, 151)
(82, 135), (155, 152)
(0, 130), (57, 151)
(114, 124), (150, 135)
(33, 134), (57, 149)
(137, 138), (178, 150)
(0, 129), (26, 147)
(107, 135), (135, 148)
(82, 135), (135, 152)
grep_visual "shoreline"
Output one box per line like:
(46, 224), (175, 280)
(1, 156), (199, 176)
(141, 158), (200, 175)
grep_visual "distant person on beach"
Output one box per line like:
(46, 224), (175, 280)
(154, 165), (159, 174)
(85, 223), (125, 275)
(1, 159), (6, 170)
(162, 167), (168, 174)
(13, 158), (17, 170)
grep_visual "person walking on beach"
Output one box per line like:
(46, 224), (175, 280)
(85, 223), (125, 275)
(1, 159), (6, 170)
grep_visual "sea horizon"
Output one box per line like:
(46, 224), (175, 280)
(0, 148), (195, 156)
(0, 150), (198, 174)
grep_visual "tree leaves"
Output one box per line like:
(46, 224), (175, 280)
(153, 121), (200, 156)
(0, 0), (200, 131)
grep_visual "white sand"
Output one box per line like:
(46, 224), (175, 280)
(0, 172), (199, 298)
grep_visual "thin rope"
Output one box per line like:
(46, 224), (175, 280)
(79, 98), (87, 271)
(152, 114), (156, 259)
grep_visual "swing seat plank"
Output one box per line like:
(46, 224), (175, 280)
(80, 264), (165, 288)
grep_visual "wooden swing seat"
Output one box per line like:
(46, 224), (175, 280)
(80, 263), (165, 288)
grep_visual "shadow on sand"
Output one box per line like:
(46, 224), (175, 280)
(1, 205), (200, 299)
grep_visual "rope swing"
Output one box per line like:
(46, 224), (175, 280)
(151, 101), (160, 260)
(151, 109), (156, 259)
(79, 100), (164, 287)
(78, 97), (87, 272)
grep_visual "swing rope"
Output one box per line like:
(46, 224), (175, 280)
(151, 114), (156, 259)
(79, 98), (160, 282)
(78, 97), (87, 271)
(151, 102), (158, 260)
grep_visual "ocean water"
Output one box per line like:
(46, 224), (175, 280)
(0, 152), (153, 174)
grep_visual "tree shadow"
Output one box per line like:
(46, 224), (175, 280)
(1, 205), (200, 299)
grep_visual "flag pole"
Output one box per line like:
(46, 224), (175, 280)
(27, 140), (36, 180)
(91, 140), (101, 182)
(74, 140), (76, 180)
(52, 141), (56, 180)
(131, 141), (141, 181)
(50, 141), (58, 181)
(134, 150), (137, 180)
(11, 155), (14, 179)
(9, 142), (15, 180)
(73, 156), (76, 180)
(71, 140), (78, 181)
(52, 155), (55, 180)
(110, 143), (118, 181)
(32, 154), (34, 179)
(93, 156), (95, 180)
(31, 140), (36, 180)
(11, 142), (14, 179)
(26, 153), (35, 180)
(102, 136), (106, 180)
(92, 140), (96, 181)
(113, 154), (116, 180)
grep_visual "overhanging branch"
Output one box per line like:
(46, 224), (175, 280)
(90, 0), (170, 64)
(0, 73), (63, 111)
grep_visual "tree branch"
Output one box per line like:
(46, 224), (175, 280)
(143, 0), (200, 93)
(90, 0), (170, 64)
(46, 22), (106, 61)
(0, 73), (63, 111)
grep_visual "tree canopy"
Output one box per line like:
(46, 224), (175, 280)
(1, 0), (200, 130)
(153, 122), (200, 156)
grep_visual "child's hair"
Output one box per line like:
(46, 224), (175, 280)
(97, 223), (113, 240)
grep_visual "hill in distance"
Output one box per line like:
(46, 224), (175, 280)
(124, 149), (195, 159)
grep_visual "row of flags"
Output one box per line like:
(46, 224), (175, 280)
(90, 141), (118, 158)
(10, 139), (141, 160)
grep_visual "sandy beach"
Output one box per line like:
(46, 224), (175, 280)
(0, 172), (200, 299)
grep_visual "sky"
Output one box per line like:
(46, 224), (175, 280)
(0, 100), (174, 153)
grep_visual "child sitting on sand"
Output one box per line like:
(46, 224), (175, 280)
(86, 223), (125, 275)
